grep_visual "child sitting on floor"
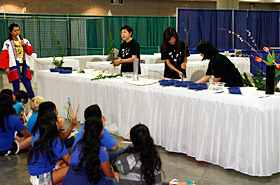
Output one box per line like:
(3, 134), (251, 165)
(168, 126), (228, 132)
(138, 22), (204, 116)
(26, 96), (45, 134)
(114, 124), (188, 185)
(72, 104), (124, 163)
(0, 94), (31, 156)
(63, 117), (118, 185)
(28, 112), (71, 184)
(14, 90), (29, 123)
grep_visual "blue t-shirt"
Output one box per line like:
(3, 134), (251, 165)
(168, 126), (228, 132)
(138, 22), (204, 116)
(70, 144), (109, 166)
(27, 113), (38, 134)
(13, 101), (23, 117)
(72, 126), (117, 151)
(0, 115), (25, 151)
(28, 137), (68, 175)
(31, 130), (40, 147)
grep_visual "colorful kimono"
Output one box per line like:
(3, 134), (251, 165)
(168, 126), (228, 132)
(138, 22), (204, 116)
(0, 38), (33, 82)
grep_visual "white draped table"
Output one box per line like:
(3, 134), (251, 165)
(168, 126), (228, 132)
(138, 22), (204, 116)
(37, 70), (280, 176)
(86, 57), (250, 80)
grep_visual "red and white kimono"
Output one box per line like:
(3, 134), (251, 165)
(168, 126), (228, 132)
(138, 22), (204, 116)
(0, 38), (33, 82)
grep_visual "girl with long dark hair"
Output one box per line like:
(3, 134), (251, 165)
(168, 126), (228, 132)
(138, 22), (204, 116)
(28, 112), (70, 184)
(31, 101), (77, 149)
(62, 117), (118, 185)
(0, 94), (31, 156)
(196, 41), (243, 87)
(161, 27), (190, 79)
(0, 23), (35, 99)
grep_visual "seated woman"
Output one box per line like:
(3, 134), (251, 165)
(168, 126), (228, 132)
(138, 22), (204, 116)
(0, 94), (31, 156)
(195, 41), (244, 87)
(114, 124), (187, 185)
(31, 101), (77, 149)
(62, 117), (118, 185)
(28, 112), (70, 184)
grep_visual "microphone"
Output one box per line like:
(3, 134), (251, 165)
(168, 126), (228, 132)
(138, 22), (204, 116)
(16, 36), (20, 41)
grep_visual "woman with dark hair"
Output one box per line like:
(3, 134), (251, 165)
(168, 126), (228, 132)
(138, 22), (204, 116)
(73, 104), (124, 163)
(161, 27), (190, 79)
(31, 101), (77, 149)
(0, 23), (35, 99)
(28, 112), (70, 185)
(113, 25), (141, 74)
(196, 41), (243, 87)
(113, 124), (164, 185)
(62, 117), (118, 185)
(0, 94), (31, 156)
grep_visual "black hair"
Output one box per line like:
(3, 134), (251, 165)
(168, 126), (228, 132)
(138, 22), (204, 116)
(28, 112), (62, 165)
(161, 27), (181, 53)
(0, 94), (15, 132)
(31, 101), (56, 135)
(121, 25), (133, 36)
(72, 117), (103, 184)
(1, 89), (14, 97)
(196, 40), (219, 60)
(15, 90), (28, 103)
(119, 124), (162, 185)
(84, 104), (102, 120)
(8, 23), (22, 40)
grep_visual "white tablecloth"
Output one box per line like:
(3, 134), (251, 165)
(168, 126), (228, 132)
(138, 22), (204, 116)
(33, 58), (79, 82)
(37, 70), (280, 176)
(65, 55), (108, 69)
(86, 57), (250, 80)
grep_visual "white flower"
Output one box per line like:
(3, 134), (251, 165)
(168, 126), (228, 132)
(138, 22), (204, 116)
(55, 57), (63, 61)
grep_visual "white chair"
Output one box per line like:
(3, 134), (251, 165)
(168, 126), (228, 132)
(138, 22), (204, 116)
(190, 69), (206, 82)
(155, 58), (165, 63)
(90, 57), (103, 62)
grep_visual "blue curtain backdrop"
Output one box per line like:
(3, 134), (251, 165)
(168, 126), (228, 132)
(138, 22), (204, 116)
(177, 9), (233, 49)
(178, 8), (280, 50)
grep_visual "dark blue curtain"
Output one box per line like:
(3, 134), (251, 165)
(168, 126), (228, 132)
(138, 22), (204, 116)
(178, 9), (280, 50)
(178, 9), (233, 49)
(234, 10), (279, 50)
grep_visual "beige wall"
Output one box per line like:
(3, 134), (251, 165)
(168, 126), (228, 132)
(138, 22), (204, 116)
(0, 0), (279, 16)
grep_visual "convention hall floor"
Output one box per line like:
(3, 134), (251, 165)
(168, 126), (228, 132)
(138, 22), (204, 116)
(0, 71), (280, 185)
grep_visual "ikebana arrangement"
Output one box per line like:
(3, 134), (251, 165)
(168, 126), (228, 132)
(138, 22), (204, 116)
(220, 28), (280, 94)
(46, 31), (65, 68)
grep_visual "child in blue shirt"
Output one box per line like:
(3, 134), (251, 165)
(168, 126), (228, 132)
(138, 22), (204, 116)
(0, 94), (31, 156)
(28, 112), (71, 185)
(26, 96), (45, 133)
(72, 104), (124, 163)
(63, 117), (118, 185)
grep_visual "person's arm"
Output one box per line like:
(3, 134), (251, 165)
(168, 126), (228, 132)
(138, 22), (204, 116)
(113, 55), (137, 67)
(21, 40), (33, 56)
(59, 117), (77, 141)
(213, 77), (221, 82)
(0, 43), (10, 74)
(195, 75), (212, 83)
(166, 59), (185, 78)
(110, 144), (119, 151)
(61, 154), (71, 165)
(19, 128), (32, 138)
(181, 57), (188, 69)
(101, 160), (115, 178)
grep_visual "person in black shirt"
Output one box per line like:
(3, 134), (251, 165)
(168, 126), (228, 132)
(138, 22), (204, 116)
(161, 27), (190, 79)
(113, 25), (141, 74)
(196, 41), (243, 87)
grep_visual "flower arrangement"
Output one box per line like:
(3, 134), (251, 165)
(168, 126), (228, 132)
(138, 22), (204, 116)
(46, 31), (65, 68)
(91, 70), (122, 80)
(107, 33), (115, 64)
(220, 28), (280, 92)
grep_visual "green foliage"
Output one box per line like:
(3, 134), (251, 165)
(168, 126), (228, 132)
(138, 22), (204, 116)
(107, 33), (115, 64)
(242, 73), (253, 87)
(91, 73), (122, 80)
(251, 71), (265, 90)
(46, 31), (65, 68)
(267, 50), (275, 65)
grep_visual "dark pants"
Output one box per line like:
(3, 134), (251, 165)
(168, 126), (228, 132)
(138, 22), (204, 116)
(12, 78), (35, 100)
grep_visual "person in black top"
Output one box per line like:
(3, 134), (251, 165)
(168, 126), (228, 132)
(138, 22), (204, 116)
(161, 27), (190, 79)
(196, 41), (243, 87)
(113, 25), (141, 74)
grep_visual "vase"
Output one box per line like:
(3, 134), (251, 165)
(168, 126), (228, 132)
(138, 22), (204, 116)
(265, 65), (275, 94)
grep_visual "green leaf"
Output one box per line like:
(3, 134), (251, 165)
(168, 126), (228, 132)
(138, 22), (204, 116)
(267, 50), (275, 65)
(275, 67), (280, 78)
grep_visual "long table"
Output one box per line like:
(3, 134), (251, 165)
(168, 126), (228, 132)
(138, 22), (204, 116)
(37, 70), (280, 176)
(86, 57), (250, 80)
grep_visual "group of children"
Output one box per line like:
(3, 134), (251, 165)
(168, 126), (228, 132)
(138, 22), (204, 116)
(0, 88), (189, 185)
